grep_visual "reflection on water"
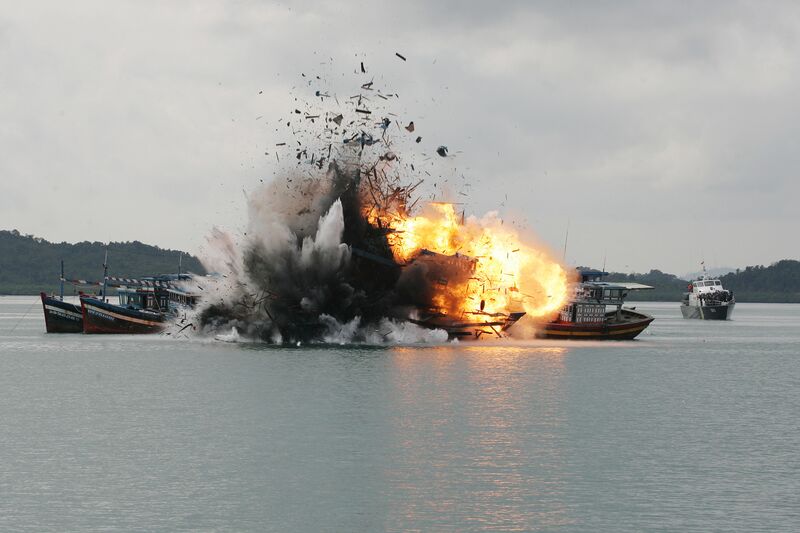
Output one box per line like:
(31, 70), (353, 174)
(1, 298), (799, 532)
(385, 345), (572, 531)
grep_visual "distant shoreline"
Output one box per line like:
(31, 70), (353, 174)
(3, 230), (798, 303)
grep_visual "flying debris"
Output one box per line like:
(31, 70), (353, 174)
(197, 60), (570, 344)
(395, 52), (407, 61)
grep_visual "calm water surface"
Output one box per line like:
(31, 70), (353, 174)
(0, 296), (798, 532)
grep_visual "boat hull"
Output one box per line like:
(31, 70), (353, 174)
(80, 297), (166, 334)
(410, 311), (526, 340)
(537, 309), (654, 340)
(680, 302), (734, 320)
(40, 293), (84, 333)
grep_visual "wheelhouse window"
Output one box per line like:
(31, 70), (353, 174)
(603, 289), (622, 300)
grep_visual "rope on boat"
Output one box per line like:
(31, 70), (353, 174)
(5, 297), (39, 336)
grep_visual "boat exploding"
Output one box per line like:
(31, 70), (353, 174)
(197, 59), (570, 343)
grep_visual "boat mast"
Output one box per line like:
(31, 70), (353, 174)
(562, 218), (570, 263)
(60, 260), (64, 301)
(102, 249), (109, 303)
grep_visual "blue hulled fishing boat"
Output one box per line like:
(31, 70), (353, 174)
(40, 261), (83, 333)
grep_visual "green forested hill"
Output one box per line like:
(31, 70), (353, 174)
(3, 229), (798, 302)
(604, 270), (690, 301)
(718, 260), (800, 302)
(0, 230), (206, 295)
(606, 260), (800, 303)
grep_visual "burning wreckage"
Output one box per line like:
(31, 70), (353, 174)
(199, 151), (568, 343)
(198, 64), (569, 343)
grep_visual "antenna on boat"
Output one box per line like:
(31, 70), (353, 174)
(102, 248), (109, 303)
(59, 260), (64, 301)
(562, 218), (570, 263)
(602, 251), (607, 273)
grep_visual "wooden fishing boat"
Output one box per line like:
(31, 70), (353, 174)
(410, 310), (526, 340)
(78, 252), (198, 334)
(80, 289), (168, 334)
(40, 261), (83, 333)
(536, 269), (654, 340)
(40, 292), (83, 333)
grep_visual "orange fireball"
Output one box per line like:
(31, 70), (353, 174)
(368, 201), (570, 319)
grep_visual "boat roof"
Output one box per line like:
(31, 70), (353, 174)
(577, 268), (609, 282)
(578, 269), (608, 277)
(141, 273), (193, 282)
(583, 281), (654, 290)
(167, 286), (200, 296)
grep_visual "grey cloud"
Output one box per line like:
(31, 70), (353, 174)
(1, 0), (798, 275)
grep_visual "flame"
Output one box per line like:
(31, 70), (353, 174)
(368, 202), (570, 319)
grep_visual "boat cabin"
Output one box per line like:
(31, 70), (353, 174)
(118, 286), (169, 311)
(556, 268), (654, 324)
(167, 287), (199, 309)
(684, 277), (733, 306)
(559, 301), (606, 324)
(688, 279), (723, 295)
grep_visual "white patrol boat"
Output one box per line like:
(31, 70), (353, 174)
(680, 267), (735, 320)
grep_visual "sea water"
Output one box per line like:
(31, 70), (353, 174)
(0, 296), (798, 532)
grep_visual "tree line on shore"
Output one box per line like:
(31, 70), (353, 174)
(1, 229), (798, 302)
(606, 260), (800, 303)
(0, 230), (206, 295)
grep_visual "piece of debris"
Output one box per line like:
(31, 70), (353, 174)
(405, 121), (415, 132)
(355, 108), (372, 115)
(436, 146), (448, 157)
(360, 61), (365, 73)
(416, 136), (422, 143)
(395, 52), (407, 61)
(332, 114), (343, 125)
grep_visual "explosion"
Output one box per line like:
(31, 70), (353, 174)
(371, 202), (569, 319)
(196, 58), (571, 343)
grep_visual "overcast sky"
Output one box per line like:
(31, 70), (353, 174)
(2, 1), (798, 274)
